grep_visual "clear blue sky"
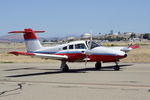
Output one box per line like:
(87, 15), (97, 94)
(0, 0), (150, 37)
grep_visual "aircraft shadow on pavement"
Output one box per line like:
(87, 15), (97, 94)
(4, 67), (60, 71)
(5, 64), (132, 78)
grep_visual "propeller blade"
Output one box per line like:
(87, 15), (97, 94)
(89, 30), (93, 50)
(84, 30), (93, 67)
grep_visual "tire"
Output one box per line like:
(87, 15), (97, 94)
(114, 65), (120, 71)
(95, 62), (102, 70)
(62, 64), (69, 72)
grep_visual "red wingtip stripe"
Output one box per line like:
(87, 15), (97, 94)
(8, 51), (35, 56)
(130, 45), (140, 49)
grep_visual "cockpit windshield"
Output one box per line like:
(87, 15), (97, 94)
(86, 41), (102, 49)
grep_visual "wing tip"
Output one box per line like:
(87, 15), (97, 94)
(130, 45), (140, 49)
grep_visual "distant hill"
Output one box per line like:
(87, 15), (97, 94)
(0, 34), (78, 42)
(0, 34), (46, 42)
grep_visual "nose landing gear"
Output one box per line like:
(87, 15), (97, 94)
(114, 62), (120, 71)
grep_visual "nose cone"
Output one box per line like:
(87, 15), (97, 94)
(115, 50), (127, 59)
(116, 51), (125, 56)
(124, 54), (127, 57)
(91, 47), (127, 59)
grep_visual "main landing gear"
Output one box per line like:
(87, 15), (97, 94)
(114, 62), (120, 71)
(60, 61), (120, 72)
(95, 61), (102, 70)
(61, 60), (69, 72)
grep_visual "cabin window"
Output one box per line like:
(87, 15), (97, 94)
(63, 46), (67, 50)
(69, 45), (73, 49)
(75, 43), (86, 49)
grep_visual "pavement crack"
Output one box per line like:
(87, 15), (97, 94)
(0, 83), (25, 96)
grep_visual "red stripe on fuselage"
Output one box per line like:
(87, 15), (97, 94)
(89, 55), (125, 62)
(56, 53), (125, 62)
(56, 53), (86, 62)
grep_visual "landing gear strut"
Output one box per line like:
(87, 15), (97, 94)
(61, 60), (69, 72)
(95, 61), (102, 70)
(114, 62), (120, 71)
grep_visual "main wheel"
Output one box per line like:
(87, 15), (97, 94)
(62, 64), (69, 72)
(114, 65), (120, 71)
(95, 62), (102, 70)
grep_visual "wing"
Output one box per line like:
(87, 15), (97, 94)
(109, 45), (140, 52)
(9, 51), (68, 60)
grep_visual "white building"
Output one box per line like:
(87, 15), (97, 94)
(124, 32), (133, 35)
(81, 33), (91, 39)
(112, 33), (119, 35)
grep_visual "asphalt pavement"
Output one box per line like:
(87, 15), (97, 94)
(0, 62), (150, 100)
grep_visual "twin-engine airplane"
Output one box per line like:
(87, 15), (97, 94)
(8, 28), (140, 72)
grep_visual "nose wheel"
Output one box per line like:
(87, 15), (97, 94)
(114, 62), (120, 71)
(95, 61), (102, 70)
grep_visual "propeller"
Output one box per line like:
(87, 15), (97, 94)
(128, 43), (133, 48)
(84, 31), (93, 67)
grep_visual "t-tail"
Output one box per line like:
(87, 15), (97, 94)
(8, 28), (45, 52)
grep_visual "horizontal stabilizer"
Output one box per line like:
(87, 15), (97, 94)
(8, 29), (45, 33)
(8, 28), (45, 34)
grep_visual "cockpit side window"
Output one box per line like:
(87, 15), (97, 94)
(69, 45), (74, 49)
(75, 43), (86, 49)
(63, 46), (67, 50)
(88, 41), (101, 49)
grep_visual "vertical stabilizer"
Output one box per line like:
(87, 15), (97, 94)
(8, 28), (45, 52)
